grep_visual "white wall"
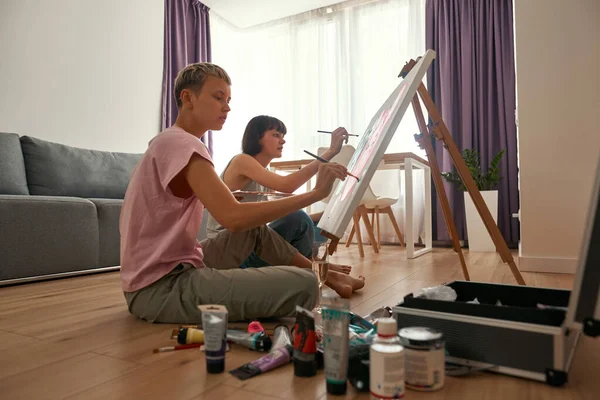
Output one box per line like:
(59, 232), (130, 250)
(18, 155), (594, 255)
(514, 0), (600, 273)
(0, 0), (164, 153)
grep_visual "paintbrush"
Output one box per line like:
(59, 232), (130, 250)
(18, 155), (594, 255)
(318, 130), (359, 137)
(303, 150), (360, 181)
(153, 343), (202, 353)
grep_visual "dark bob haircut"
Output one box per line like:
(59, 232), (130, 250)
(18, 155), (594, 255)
(241, 115), (287, 156)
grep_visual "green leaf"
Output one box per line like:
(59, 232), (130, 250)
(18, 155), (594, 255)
(440, 147), (506, 191)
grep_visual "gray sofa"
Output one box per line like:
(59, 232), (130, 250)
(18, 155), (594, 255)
(0, 132), (142, 285)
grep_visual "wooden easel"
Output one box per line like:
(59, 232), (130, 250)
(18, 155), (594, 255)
(398, 58), (526, 285)
(322, 231), (341, 256)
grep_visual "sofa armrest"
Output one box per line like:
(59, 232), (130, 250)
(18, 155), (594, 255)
(0, 195), (99, 281)
(88, 198), (123, 267)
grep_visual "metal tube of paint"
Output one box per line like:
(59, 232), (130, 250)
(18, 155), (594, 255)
(198, 305), (228, 374)
(271, 324), (292, 351)
(322, 294), (351, 395)
(226, 330), (272, 352)
(293, 306), (317, 377)
(364, 306), (393, 324)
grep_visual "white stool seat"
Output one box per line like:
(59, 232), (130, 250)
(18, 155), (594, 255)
(363, 197), (397, 209)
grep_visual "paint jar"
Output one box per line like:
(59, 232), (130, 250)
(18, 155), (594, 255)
(398, 327), (445, 391)
(370, 318), (405, 399)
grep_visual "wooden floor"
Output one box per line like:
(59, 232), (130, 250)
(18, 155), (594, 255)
(0, 246), (597, 399)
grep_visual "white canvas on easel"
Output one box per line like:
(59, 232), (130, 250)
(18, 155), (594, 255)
(318, 49), (436, 240)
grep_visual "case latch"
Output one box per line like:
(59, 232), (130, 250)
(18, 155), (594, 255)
(583, 317), (599, 337)
(545, 369), (568, 387)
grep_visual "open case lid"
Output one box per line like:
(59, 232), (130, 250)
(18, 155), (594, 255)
(565, 157), (600, 337)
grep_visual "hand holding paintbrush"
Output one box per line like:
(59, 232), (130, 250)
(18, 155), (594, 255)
(317, 127), (353, 160)
(309, 161), (350, 200)
(303, 150), (360, 181)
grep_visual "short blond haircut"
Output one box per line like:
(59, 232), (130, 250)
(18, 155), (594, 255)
(173, 63), (231, 108)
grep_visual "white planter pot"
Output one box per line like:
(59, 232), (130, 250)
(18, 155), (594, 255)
(464, 190), (498, 252)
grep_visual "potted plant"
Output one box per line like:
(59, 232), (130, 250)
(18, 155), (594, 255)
(441, 148), (505, 252)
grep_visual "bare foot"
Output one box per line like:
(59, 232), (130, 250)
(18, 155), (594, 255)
(325, 271), (366, 299)
(329, 263), (352, 275)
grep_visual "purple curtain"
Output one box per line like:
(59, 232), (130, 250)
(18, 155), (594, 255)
(161, 0), (213, 154)
(426, 0), (519, 246)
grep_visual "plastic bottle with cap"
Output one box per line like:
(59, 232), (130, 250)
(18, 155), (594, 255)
(369, 318), (405, 399)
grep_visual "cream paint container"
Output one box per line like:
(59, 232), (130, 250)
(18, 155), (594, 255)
(398, 327), (445, 391)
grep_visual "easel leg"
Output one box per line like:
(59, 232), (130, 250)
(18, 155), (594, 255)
(352, 212), (365, 258)
(346, 223), (356, 248)
(416, 83), (525, 285)
(359, 205), (379, 253)
(321, 231), (340, 257)
(411, 95), (470, 281)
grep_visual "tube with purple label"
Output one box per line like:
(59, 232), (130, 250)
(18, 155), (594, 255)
(229, 345), (294, 380)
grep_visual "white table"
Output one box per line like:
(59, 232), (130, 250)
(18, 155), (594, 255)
(270, 152), (432, 259)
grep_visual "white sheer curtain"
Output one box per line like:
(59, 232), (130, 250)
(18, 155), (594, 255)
(211, 0), (428, 244)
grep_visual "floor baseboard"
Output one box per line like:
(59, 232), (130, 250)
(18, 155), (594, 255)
(518, 255), (578, 274)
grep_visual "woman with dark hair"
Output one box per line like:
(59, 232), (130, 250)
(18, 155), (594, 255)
(205, 115), (351, 274)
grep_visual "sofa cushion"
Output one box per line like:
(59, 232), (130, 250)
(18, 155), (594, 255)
(0, 195), (99, 281)
(89, 198), (123, 268)
(0, 132), (29, 195)
(20, 136), (142, 199)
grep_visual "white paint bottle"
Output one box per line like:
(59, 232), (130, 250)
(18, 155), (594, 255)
(369, 318), (405, 399)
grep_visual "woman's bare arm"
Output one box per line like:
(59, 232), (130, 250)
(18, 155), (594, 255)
(183, 154), (347, 232)
(230, 154), (323, 193)
(229, 127), (350, 193)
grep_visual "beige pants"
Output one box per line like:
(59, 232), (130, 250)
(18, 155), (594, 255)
(124, 225), (318, 323)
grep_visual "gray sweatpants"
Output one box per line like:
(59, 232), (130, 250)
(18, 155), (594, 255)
(124, 225), (318, 322)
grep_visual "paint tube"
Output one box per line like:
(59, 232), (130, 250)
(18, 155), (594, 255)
(271, 325), (292, 351)
(322, 295), (351, 395)
(293, 306), (317, 377)
(348, 306), (394, 334)
(349, 312), (376, 332)
(200, 343), (230, 352)
(226, 330), (272, 352)
(364, 306), (393, 324)
(349, 328), (377, 347)
(177, 327), (205, 345)
(229, 345), (294, 380)
(198, 305), (228, 374)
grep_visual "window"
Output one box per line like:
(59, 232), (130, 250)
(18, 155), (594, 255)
(211, 0), (427, 174)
